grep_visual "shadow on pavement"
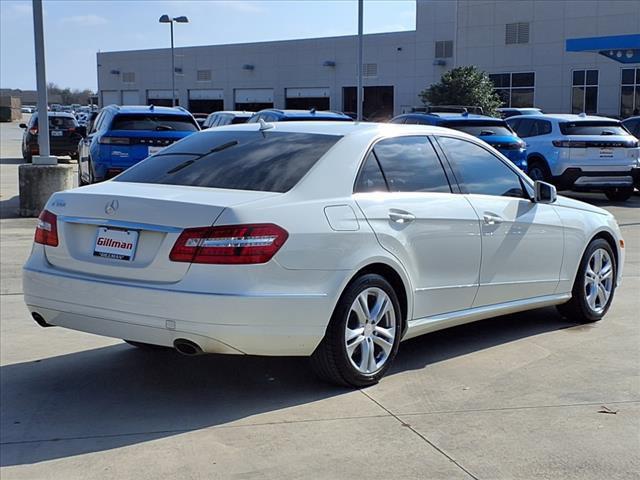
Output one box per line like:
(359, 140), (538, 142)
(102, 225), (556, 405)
(0, 195), (20, 219)
(0, 305), (573, 466)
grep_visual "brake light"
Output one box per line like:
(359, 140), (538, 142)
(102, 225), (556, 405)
(170, 224), (288, 264)
(99, 137), (130, 145)
(34, 210), (58, 246)
(29, 127), (38, 135)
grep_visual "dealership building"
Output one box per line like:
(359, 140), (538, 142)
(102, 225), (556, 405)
(97, 0), (640, 119)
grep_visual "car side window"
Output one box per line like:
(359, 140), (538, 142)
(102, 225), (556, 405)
(372, 136), (451, 193)
(90, 112), (104, 134)
(514, 118), (534, 137)
(438, 136), (525, 198)
(536, 120), (552, 135)
(507, 117), (521, 131)
(355, 152), (388, 192)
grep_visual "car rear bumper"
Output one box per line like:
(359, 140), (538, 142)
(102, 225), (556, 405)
(23, 265), (334, 356)
(552, 167), (639, 190)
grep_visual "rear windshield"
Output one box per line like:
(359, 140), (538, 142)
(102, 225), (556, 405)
(34, 116), (77, 128)
(559, 121), (628, 136)
(111, 114), (198, 132)
(442, 120), (513, 137)
(114, 130), (342, 192)
(231, 116), (250, 124)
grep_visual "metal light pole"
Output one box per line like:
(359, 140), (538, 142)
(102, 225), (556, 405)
(356, 0), (364, 122)
(159, 15), (189, 107)
(32, 0), (53, 164)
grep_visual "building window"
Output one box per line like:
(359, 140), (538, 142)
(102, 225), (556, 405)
(489, 72), (535, 107)
(505, 22), (529, 44)
(571, 70), (598, 114)
(362, 63), (378, 78)
(197, 69), (211, 81)
(435, 40), (453, 58)
(122, 72), (135, 83)
(621, 68), (640, 118)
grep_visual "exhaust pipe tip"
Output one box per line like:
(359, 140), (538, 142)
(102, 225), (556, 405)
(32, 312), (52, 328)
(173, 338), (203, 356)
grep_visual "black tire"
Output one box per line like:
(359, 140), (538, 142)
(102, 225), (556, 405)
(71, 151), (79, 161)
(604, 187), (633, 202)
(556, 238), (616, 323)
(22, 146), (32, 163)
(310, 273), (402, 388)
(124, 340), (172, 351)
(527, 158), (550, 182)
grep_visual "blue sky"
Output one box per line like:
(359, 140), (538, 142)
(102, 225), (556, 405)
(0, 0), (416, 91)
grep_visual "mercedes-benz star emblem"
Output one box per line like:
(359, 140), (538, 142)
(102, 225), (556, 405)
(105, 199), (119, 215)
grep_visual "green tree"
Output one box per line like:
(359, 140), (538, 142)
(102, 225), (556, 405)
(419, 66), (502, 116)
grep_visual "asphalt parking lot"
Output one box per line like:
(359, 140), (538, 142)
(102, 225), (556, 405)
(0, 117), (639, 479)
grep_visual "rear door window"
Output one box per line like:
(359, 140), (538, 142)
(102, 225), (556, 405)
(355, 152), (388, 192)
(111, 114), (198, 132)
(559, 121), (628, 136)
(372, 136), (451, 193)
(114, 131), (342, 193)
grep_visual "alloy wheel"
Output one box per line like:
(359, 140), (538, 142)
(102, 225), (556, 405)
(345, 287), (396, 374)
(584, 248), (613, 314)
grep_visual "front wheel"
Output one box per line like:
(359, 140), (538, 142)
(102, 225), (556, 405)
(604, 187), (633, 202)
(310, 274), (402, 387)
(557, 238), (616, 323)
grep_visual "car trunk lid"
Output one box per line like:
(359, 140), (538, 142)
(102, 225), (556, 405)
(44, 182), (277, 283)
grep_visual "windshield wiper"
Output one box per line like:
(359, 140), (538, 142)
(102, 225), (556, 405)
(209, 140), (238, 153)
(601, 129), (615, 136)
(166, 160), (195, 174)
(480, 130), (495, 136)
(155, 125), (174, 131)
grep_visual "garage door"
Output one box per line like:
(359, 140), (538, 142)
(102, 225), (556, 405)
(285, 87), (330, 110)
(122, 90), (140, 105)
(101, 90), (120, 106)
(234, 88), (273, 111)
(189, 89), (224, 113)
(147, 89), (178, 107)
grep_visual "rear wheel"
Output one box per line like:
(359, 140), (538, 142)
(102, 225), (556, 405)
(527, 158), (550, 182)
(604, 187), (633, 202)
(557, 238), (616, 323)
(310, 274), (402, 387)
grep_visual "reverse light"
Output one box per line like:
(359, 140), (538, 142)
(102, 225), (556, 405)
(170, 224), (288, 264)
(99, 137), (131, 145)
(34, 210), (58, 246)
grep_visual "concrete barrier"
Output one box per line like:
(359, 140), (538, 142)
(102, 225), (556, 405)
(18, 164), (74, 217)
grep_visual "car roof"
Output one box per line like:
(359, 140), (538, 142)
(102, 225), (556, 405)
(400, 113), (503, 122)
(207, 120), (482, 142)
(211, 111), (255, 116)
(34, 111), (76, 118)
(258, 109), (351, 119)
(622, 116), (640, 122)
(528, 114), (621, 122)
(105, 105), (192, 115)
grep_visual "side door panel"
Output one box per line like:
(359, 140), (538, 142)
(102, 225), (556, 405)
(353, 135), (481, 319)
(356, 192), (481, 318)
(436, 135), (564, 307)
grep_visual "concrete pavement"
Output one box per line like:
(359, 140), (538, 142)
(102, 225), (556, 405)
(1, 118), (639, 479)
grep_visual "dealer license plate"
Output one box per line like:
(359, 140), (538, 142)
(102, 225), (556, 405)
(93, 227), (139, 261)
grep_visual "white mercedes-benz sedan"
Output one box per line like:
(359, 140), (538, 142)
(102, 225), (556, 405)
(23, 121), (625, 387)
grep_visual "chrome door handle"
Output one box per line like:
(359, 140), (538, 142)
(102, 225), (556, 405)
(388, 210), (415, 224)
(483, 213), (503, 225)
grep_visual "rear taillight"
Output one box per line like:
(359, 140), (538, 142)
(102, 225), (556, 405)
(106, 168), (124, 179)
(99, 137), (130, 145)
(29, 127), (38, 135)
(34, 210), (58, 247)
(170, 224), (288, 264)
(552, 140), (584, 148)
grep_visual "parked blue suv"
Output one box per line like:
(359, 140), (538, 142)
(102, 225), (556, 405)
(391, 112), (528, 172)
(78, 105), (199, 185)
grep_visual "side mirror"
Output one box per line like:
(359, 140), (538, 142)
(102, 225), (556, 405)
(19, 123), (27, 129)
(534, 180), (557, 204)
(75, 126), (87, 137)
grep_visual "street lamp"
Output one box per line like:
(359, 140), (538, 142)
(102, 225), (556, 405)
(159, 14), (189, 107)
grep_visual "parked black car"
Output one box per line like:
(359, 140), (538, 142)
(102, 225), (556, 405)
(20, 112), (85, 163)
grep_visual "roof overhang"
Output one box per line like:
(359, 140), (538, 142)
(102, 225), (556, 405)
(566, 34), (640, 63)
